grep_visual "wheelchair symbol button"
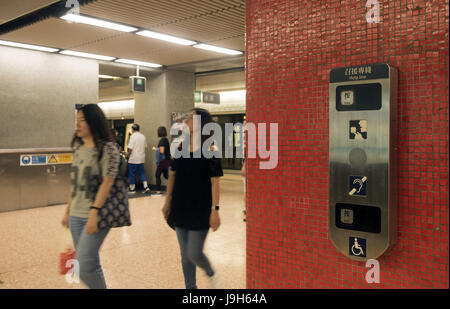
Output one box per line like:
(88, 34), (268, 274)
(349, 237), (366, 257)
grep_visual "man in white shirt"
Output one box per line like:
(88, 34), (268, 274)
(127, 124), (150, 194)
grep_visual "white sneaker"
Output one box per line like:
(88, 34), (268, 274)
(142, 187), (150, 194)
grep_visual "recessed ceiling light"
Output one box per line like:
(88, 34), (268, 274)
(0, 40), (58, 53)
(60, 50), (116, 61)
(193, 44), (243, 55)
(98, 100), (134, 109)
(99, 74), (121, 80)
(115, 58), (162, 68)
(136, 30), (197, 46)
(61, 14), (138, 32)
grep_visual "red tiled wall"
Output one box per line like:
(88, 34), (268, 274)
(245, 0), (449, 288)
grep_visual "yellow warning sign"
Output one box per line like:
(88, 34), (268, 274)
(47, 153), (73, 165)
(57, 154), (73, 164)
(48, 155), (58, 164)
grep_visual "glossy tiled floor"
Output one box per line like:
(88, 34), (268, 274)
(0, 172), (246, 289)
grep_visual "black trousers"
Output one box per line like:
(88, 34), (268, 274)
(155, 167), (169, 191)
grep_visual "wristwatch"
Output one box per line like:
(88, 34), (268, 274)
(214, 205), (220, 211)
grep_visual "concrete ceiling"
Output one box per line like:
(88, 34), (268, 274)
(196, 70), (245, 92)
(0, 0), (245, 72)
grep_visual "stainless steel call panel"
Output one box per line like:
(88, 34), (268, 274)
(329, 63), (398, 261)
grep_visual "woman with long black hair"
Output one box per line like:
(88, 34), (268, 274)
(61, 104), (120, 289)
(152, 126), (171, 195)
(162, 108), (223, 289)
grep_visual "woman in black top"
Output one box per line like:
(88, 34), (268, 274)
(162, 108), (223, 289)
(152, 126), (171, 194)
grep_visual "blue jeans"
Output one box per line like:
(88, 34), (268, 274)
(69, 216), (110, 289)
(128, 163), (147, 185)
(175, 227), (214, 289)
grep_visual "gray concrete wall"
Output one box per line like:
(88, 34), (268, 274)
(134, 72), (164, 185)
(134, 69), (194, 186)
(0, 46), (98, 149)
(166, 69), (195, 122)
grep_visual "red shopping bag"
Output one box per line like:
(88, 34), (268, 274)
(59, 248), (76, 275)
(59, 228), (76, 275)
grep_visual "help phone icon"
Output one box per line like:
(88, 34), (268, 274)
(349, 176), (367, 196)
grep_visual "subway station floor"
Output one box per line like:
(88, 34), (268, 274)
(0, 171), (246, 289)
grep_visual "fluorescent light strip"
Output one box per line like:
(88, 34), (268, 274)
(98, 100), (134, 119)
(0, 40), (58, 53)
(136, 30), (196, 46)
(193, 44), (242, 55)
(115, 58), (162, 68)
(61, 14), (138, 32)
(99, 74), (121, 80)
(98, 100), (134, 110)
(60, 50), (116, 61)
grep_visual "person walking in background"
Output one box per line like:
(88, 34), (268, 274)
(162, 108), (223, 289)
(127, 124), (150, 194)
(61, 104), (120, 289)
(152, 126), (171, 195)
(112, 129), (122, 152)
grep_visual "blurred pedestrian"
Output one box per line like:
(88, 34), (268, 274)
(127, 124), (150, 194)
(61, 104), (120, 289)
(162, 108), (223, 289)
(152, 126), (171, 195)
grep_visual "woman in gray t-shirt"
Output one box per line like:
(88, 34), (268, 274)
(61, 104), (120, 289)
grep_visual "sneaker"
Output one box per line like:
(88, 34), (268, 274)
(153, 191), (162, 196)
(142, 187), (151, 194)
(128, 188), (136, 194)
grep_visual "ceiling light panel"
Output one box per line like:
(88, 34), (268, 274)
(136, 30), (197, 46)
(115, 58), (162, 68)
(193, 44), (243, 55)
(0, 40), (58, 52)
(61, 14), (138, 32)
(99, 75), (122, 80)
(60, 50), (116, 61)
